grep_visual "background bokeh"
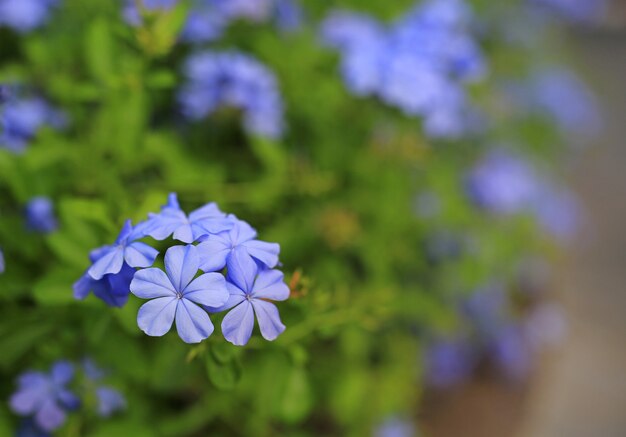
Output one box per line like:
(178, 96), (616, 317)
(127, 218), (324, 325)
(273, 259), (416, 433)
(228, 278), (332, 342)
(0, 0), (623, 436)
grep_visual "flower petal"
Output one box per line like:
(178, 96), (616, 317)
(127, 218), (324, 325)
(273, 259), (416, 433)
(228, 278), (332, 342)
(130, 268), (175, 299)
(115, 220), (133, 245)
(173, 223), (194, 243)
(183, 273), (229, 307)
(88, 246), (124, 280)
(35, 399), (66, 432)
(251, 299), (286, 341)
(251, 269), (290, 301)
(124, 242), (158, 268)
(241, 240), (280, 268)
(57, 389), (80, 411)
(175, 299), (214, 343)
(96, 387), (126, 417)
(229, 219), (257, 245)
(137, 297), (177, 337)
(196, 238), (230, 272)
(191, 218), (234, 239)
(73, 273), (93, 300)
(51, 361), (73, 385)
(226, 246), (257, 293)
(10, 387), (45, 415)
(146, 212), (186, 240)
(206, 282), (246, 312)
(221, 301), (255, 346)
(165, 245), (199, 291)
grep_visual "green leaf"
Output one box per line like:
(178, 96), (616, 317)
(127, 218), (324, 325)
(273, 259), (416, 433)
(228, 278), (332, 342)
(205, 348), (242, 390)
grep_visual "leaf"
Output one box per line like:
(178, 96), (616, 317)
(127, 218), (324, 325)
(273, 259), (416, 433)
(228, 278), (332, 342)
(205, 348), (242, 390)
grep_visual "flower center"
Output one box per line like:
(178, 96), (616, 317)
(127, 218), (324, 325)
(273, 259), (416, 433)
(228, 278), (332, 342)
(176, 291), (184, 300)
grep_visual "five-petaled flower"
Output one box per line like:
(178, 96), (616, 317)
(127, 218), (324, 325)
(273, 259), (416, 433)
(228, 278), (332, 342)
(9, 361), (80, 432)
(209, 248), (289, 346)
(130, 245), (229, 343)
(87, 219), (158, 280)
(143, 193), (233, 243)
(197, 218), (280, 272)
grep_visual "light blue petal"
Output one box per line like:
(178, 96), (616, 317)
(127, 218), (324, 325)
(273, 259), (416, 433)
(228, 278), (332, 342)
(251, 299), (286, 341)
(206, 282), (246, 312)
(50, 361), (73, 385)
(188, 202), (225, 222)
(130, 268), (175, 299)
(221, 301), (255, 346)
(146, 212), (185, 240)
(57, 389), (80, 410)
(183, 273), (229, 307)
(35, 399), (66, 432)
(191, 218), (234, 240)
(95, 387), (126, 417)
(124, 242), (158, 268)
(226, 246), (257, 293)
(241, 240), (280, 267)
(196, 239), (230, 272)
(175, 299), (214, 343)
(251, 269), (290, 301)
(88, 246), (124, 280)
(115, 220), (133, 245)
(165, 245), (199, 291)
(10, 387), (45, 415)
(137, 297), (177, 337)
(229, 219), (257, 245)
(73, 273), (93, 300)
(172, 223), (194, 243)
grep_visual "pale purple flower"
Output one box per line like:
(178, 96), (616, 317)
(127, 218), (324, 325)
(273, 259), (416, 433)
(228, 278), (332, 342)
(197, 217), (279, 272)
(25, 196), (58, 233)
(130, 245), (229, 343)
(95, 387), (126, 418)
(0, 0), (59, 33)
(87, 220), (158, 281)
(425, 338), (475, 387)
(0, 249), (4, 274)
(142, 193), (233, 244)
(208, 250), (289, 345)
(9, 361), (79, 432)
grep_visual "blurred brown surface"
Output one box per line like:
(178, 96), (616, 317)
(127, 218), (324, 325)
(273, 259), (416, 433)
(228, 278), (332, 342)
(518, 29), (626, 437)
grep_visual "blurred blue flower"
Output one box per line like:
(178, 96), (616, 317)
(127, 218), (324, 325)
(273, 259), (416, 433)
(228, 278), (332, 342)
(531, 68), (601, 139)
(95, 387), (126, 418)
(74, 261), (136, 307)
(122, 0), (178, 26)
(25, 196), (58, 233)
(528, 0), (607, 23)
(273, 0), (303, 32)
(15, 419), (50, 437)
(320, 0), (486, 140)
(424, 338), (475, 387)
(142, 193), (232, 244)
(489, 324), (533, 381)
(9, 361), (79, 432)
(208, 250), (289, 345)
(0, 97), (65, 153)
(531, 186), (581, 241)
(0, 249), (4, 274)
(462, 284), (508, 335)
(179, 51), (284, 138)
(197, 218), (280, 272)
(130, 245), (229, 343)
(0, 0), (58, 33)
(374, 417), (416, 437)
(87, 220), (158, 280)
(465, 149), (538, 214)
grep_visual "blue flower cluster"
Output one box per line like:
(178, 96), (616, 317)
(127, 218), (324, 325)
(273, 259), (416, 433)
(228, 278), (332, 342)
(425, 283), (566, 386)
(124, 0), (302, 41)
(75, 193), (289, 345)
(0, 94), (65, 153)
(320, 0), (486, 139)
(178, 51), (284, 139)
(465, 148), (580, 241)
(0, 0), (59, 33)
(10, 359), (125, 434)
(25, 196), (58, 233)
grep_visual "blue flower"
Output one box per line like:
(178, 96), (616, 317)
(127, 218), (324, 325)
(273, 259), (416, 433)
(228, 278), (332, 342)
(197, 217), (280, 272)
(209, 249), (289, 345)
(130, 245), (229, 343)
(531, 186), (580, 242)
(465, 149), (538, 214)
(25, 196), (58, 233)
(15, 419), (50, 437)
(73, 261), (136, 307)
(489, 324), (532, 381)
(0, 248), (4, 274)
(0, 97), (65, 153)
(87, 220), (158, 281)
(122, 0), (179, 26)
(142, 193), (232, 244)
(0, 0), (58, 33)
(273, 0), (303, 32)
(424, 338), (475, 387)
(178, 51), (284, 138)
(528, 0), (607, 23)
(95, 387), (126, 418)
(374, 417), (416, 437)
(9, 361), (80, 432)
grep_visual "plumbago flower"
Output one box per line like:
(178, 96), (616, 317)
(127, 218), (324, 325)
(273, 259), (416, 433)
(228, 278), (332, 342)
(9, 361), (80, 432)
(142, 193), (233, 243)
(0, 0), (59, 33)
(130, 245), (229, 343)
(0, 248), (4, 274)
(208, 248), (289, 346)
(197, 218), (279, 272)
(25, 196), (58, 233)
(82, 359), (126, 418)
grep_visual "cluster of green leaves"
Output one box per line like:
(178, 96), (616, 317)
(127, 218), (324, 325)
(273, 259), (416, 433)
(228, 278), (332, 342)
(0, 0), (573, 435)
